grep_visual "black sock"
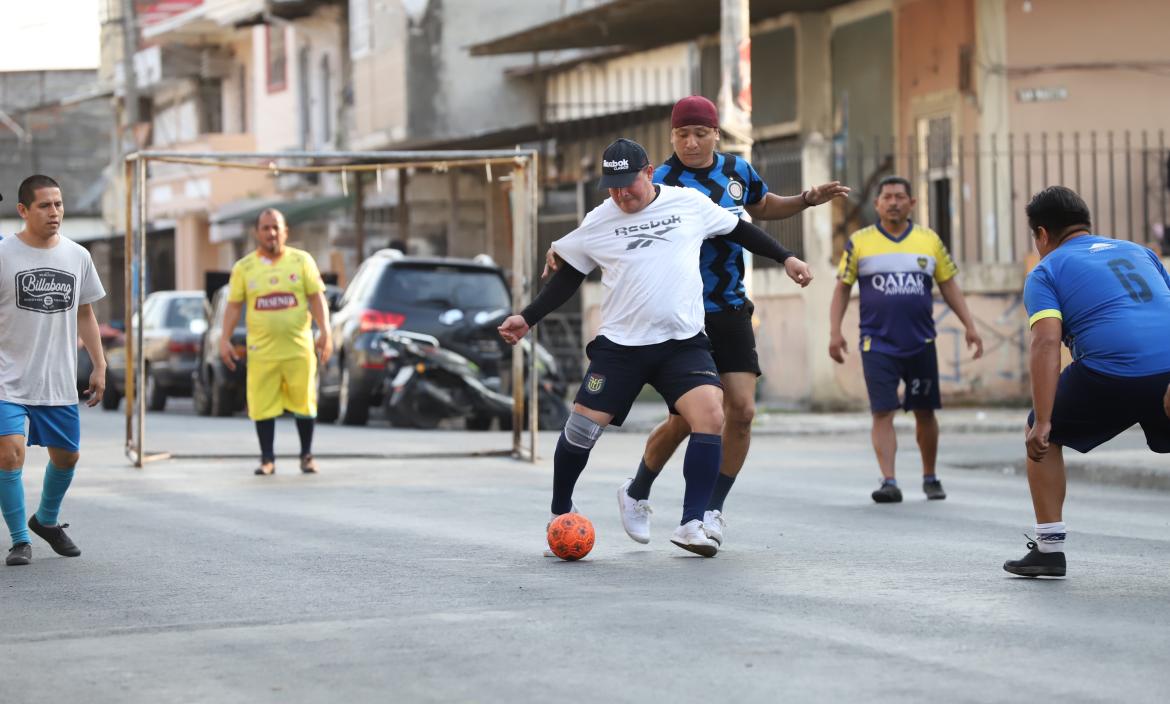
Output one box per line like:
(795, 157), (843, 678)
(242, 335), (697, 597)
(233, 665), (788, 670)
(551, 432), (591, 515)
(626, 459), (661, 501)
(681, 433), (721, 524)
(296, 417), (315, 457)
(707, 472), (736, 512)
(256, 419), (276, 463)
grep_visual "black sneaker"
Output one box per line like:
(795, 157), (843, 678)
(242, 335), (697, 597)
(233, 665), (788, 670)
(28, 515), (81, 557)
(6, 542), (31, 566)
(871, 482), (903, 503)
(1003, 537), (1066, 577)
(923, 479), (947, 500)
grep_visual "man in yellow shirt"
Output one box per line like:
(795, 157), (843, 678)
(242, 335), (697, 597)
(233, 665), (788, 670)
(220, 209), (331, 475)
(829, 176), (983, 503)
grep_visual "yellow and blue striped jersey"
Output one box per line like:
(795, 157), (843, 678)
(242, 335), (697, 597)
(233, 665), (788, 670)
(838, 221), (957, 356)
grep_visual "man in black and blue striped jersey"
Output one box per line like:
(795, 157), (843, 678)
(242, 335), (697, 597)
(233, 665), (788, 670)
(543, 96), (849, 548)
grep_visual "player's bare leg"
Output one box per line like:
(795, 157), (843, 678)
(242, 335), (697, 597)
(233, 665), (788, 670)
(702, 371), (756, 544)
(870, 410), (902, 503)
(1004, 426), (1067, 576)
(914, 409), (945, 499)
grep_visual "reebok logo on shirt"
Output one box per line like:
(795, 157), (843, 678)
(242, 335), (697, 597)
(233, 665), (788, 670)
(615, 216), (681, 250)
(15, 268), (76, 313)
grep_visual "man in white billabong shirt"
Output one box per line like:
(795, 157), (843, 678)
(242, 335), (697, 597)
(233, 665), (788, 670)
(0, 175), (108, 566)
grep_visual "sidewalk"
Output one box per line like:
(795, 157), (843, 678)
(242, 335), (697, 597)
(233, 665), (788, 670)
(618, 402), (1170, 492)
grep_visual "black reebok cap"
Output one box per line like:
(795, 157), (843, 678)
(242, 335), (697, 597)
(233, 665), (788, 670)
(598, 138), (650, 189)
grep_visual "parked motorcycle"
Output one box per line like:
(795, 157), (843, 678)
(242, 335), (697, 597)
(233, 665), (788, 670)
(378, 326), (569, 431)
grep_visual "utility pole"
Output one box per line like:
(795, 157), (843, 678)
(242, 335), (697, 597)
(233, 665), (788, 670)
(719, 0), (752, 160)
(120, 0), (141, 133)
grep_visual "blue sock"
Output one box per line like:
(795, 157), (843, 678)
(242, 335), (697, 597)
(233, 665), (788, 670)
(882, 477), (898, 487)
(0, 470), (29, 546)
(706, 472), (736, 512)
(923, 474), (938, 484)
(681, 433), (721, 525)
(36, 462), (75, 527)
(551, 432), (590, 515)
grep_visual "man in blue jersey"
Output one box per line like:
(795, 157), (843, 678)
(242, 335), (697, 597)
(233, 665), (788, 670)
(1004, 186), (1170, 578)
(547, 96), (847, 547)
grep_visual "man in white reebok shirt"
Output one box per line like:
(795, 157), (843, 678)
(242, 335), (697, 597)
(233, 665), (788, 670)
(0, 175), (107, 566)
(498, 139), (812, 557)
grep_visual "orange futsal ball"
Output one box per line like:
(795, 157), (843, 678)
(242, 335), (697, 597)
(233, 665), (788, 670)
(547, 513), (595, 561)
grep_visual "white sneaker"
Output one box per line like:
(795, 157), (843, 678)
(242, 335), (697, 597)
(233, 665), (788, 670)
(702, 510), (725, 546)
(544, 506), (577, 557)
(670, 519), (719, 557)
(616, 479), (652, 544)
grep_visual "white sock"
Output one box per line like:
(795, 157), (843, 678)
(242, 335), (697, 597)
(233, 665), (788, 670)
(1035, 521), (1066, 553)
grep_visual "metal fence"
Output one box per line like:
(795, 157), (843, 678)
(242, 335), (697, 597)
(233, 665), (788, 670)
(752, 137), (805, 263)
(833, 129), (1170, 264)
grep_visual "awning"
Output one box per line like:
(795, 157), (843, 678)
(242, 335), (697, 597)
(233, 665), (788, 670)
(210, 194), (353, 243)
(469, 0), (849, 56)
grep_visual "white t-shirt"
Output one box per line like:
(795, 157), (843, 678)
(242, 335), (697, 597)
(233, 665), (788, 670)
(0, 234), (106, 405)
(552, 185), (740, 346)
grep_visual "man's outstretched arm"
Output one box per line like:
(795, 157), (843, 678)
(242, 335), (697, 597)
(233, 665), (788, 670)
(499, 263), (587, 345)
(744, 181), (851, 221)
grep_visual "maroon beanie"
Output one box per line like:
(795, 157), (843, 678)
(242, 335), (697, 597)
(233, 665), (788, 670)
(671, 96), (719, 129)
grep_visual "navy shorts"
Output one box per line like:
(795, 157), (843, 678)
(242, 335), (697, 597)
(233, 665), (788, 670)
(860, 343), (941, 413)
(1027, 363), (1170, 454)
(704, 301), (761, 376)
(0, 401), (81, 452)
(573, 333), (722, 426)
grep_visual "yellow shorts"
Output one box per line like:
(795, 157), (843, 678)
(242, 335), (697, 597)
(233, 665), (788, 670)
(246, 354), (318, 421)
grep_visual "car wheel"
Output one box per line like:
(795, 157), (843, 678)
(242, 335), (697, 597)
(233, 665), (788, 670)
(101, 388), (121, 411)
(145, 369), (167, 412)
(192, 372), (212, 416)
(465, 413), (493, 431)
(338, 365), (369, 426)
(210, 372), (234, 417)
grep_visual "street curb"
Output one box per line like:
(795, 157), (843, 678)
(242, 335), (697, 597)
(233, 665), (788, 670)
(948, 459), (1170, 493)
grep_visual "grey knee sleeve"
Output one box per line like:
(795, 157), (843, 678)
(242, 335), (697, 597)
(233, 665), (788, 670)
(563, 412), (605, 450)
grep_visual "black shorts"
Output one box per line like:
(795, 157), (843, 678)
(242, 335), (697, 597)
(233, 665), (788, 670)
(573, 333), (722, 426)
(704, 301), (761, 376)
(860, 343), (942, 413)
(1027, 363), (1170, 454)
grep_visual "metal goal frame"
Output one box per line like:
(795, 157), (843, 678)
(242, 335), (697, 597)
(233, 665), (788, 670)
(121, 148), (540, 467)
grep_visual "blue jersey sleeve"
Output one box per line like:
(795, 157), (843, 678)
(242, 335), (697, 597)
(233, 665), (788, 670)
(1144, 248), (1170, 291)
(1023, 265), (1062, 328)
(652, 165), (669, 185)
(743, 161), (769, 205)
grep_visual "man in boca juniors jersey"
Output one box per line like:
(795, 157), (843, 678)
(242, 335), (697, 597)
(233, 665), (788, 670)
(829, 176), (984, 504)
(220, 209), (331, 476)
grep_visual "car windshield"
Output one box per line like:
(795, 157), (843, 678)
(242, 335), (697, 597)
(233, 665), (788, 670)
(165, 297), (206, 329)
(374, 267), (510, 310)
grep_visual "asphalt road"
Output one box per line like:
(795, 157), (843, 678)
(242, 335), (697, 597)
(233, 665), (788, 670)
(1, 403), (1167, 703)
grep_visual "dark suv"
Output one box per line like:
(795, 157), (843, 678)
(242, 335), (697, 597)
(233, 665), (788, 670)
(319, 251), (516, 426)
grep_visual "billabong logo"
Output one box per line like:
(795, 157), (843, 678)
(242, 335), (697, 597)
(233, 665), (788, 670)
(585, 373), (606, 394)
(603, 159), (630, 170)
(254, 292), (298, 311)
(15, 268), (76, 313)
